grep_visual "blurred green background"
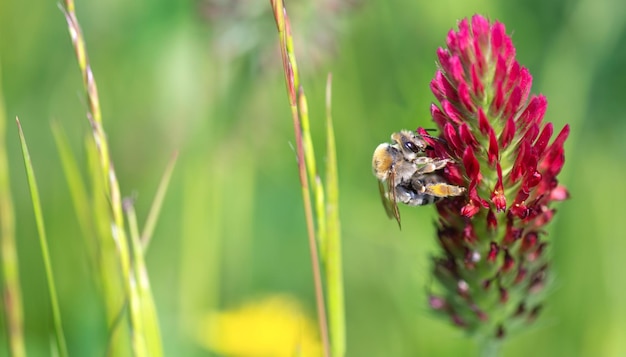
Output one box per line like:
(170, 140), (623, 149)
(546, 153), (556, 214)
(1, 0), (626, 356)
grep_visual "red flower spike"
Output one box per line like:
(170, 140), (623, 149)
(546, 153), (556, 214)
(424, 15), (568, 338)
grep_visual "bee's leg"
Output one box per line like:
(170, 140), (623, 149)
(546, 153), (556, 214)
(394, 184), (416, 205)
(395, 182), (435, 206)
(423, 182), (466, 197)
(413, 157), (452, 174)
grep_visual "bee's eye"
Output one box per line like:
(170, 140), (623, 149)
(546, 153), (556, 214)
(405, 141), (420, 153)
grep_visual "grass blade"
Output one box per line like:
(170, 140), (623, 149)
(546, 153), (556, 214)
(16, 118), (69, 357)
(270, 1), (330, 355)
(324, 73), (346, 357)
(51, 121), (98, 266)
(125, 200), (163, 357)
(141, 151), (178, 251)
(0, 59), (26, 357)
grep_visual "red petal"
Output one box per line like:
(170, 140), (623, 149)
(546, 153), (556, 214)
(471, 14), (490, 47)
(446, 30), (458, 53)
(491, 80), (505, 115)
(459, 123), (479, 149)
(437, 47), (451, 70)
(487, 241), (499, 262)
(502, 251), (514, 272)
(524, 123), (540, 149)
(491, 21), (505, 56)
(487, 128), (499, 165)
(510, 140), (530, 183)
(478, 108), (490, 135)
(505, 86), (522, 118)
(463, 146), (480, 181)
(442, 100), (464, 124)
(504, 61), (520, 93)
(521, 232), (538, 252)
(487, 209), (498, 230)
(431, 104), (448, 129)
(500, 116), (516, 149)
(458, 81), (474, 112)
(443, 123), (462, 154)
(500, 287), (509, 303)
(550, 185), (569, 201)
(448, 56), (465, 84)
(534, 123), (554, 157)
(494, 55), (507, 85)
(491, 164), (506, 211)
(461, 201), (480, 217)
(518, 95), (547, 130)
(470, 64), (484, 97)
(518, 67), (532, 106)
(432, 71), (458, 102)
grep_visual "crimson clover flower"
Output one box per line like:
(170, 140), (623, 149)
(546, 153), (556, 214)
(419, 15), (569, 338)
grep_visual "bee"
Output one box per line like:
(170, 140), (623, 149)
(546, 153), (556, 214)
(372, 130), (466, 227)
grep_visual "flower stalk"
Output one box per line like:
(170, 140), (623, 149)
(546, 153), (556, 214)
(422, 15), (569, 340)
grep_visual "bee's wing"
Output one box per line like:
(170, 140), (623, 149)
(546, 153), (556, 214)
(378, 171), (401, 228)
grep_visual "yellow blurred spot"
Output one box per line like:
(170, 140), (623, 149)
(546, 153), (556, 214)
(197, 295), (322, 357)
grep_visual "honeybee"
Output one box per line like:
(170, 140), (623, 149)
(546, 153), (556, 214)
(372, 130), (466, 227)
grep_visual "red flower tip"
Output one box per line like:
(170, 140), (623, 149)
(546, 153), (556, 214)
(461, 200), (480, 218)
(515, 267), (527, 284)
(486, 209), (497, 230)
(502, 251), (514, 272)
(424, 15), (569, 336)
(487, 128), (499, 166)
(550, 185), (569, 201)
(491, 164), (506, 211)
(462, 147), (480, 182)
(487, 242), (499, 262)
(500, 116), (516, 149)
(499, 287), (509, 303)
(521, 232), (538, 252)
(429, 295), (448, 310)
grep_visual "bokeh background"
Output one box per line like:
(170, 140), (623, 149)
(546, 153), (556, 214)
(1, 0), (626, 356)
